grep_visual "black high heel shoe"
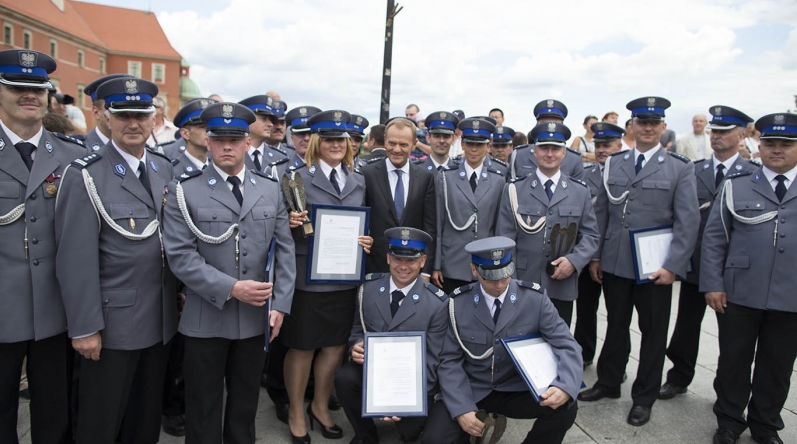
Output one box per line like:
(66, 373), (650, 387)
(290, 431), (311, 444)
(306, 403), (343, 439)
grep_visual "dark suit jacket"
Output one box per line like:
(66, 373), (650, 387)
(362, 158), (436, 274)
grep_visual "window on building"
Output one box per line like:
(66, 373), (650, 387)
(23, 30), (32, 49)
(49, 39), (57, 58)
(3, 24), (11, 46)
(128, 60), (142, 77)
(99, 56), (106, 74)
(76, 84), (85, 108)
(77, 49), (84, 67)
(152, 63), (165, 84)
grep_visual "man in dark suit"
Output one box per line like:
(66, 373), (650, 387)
(361, 117), (436, 276)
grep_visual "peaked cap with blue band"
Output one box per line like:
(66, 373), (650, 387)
(238, 95), (278, 116)
(273, 100), (288, 120)
(470, 115), (498, 126)
(308, 110), (352, 138)
(96, 77), (158, 113)
(534, 99), (568, 121)
(530, 122), (571, 146)
(200, 102), (256, 137)
(465, 236), (516, 280)
(84, 74), (130, 102)
(0, 49), (56, 89)
(348, 114), (370, 137)
(707, 105), (753, 131)
(458, 117), (496, 144)
(173, 98), (217, 129)
(385, 227), (432, 258)
(626, 96), (671, 121)
(492, 126), (515, 145)
(425, 111), (460, 135)
(591, 122), (625, 141)
(756, 113), (797, 141)
(286, 106), (321, 133)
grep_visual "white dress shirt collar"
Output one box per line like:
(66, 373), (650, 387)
(212, 164), (246, 196)
(480, 284), (509, 317)
(112, 141), (147, 177)
(0, 119), (43, 147)
(762, 165), (797, 193)
(464, 162), (484, 182)
(95, 127), (109, 145)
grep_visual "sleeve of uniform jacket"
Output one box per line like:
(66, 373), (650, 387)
(564, 185), (600, 273)
(437, 307), (479, 419)
(591, 174), (609, 262)
(495, 182), (518, 240)
(267, 187), (296, 314)
(537, 289), (583, 406)
(662, 160), (700, 278)
(421, 171), (437, 275)
(698, 188), (730, 293)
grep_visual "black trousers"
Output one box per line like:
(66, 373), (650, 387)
(574, 270), (602, 362)
(664, 281), (708, 387)
(264, 334), (290, 406)
(550, 299), (574, 328)
(335, 360), (427, 442)
(184, 335), (267, 444)
(76, 341), (170, 444)
(422, 390), (577, 444)
(442, 277), (474, 296)
(714, 303), (797, 439)
(594, 273), (672, 407)
(162, 332), (186, 417)
(0, 333), (70, 444)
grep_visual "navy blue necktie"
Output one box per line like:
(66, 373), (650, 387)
(227, 176), (243, 206)
(390, 290), (404, 317)
(470, 172), (478, 193)
(15, 142), (35, 171)
(137, 162), (151, 196)
(635, 154), (644, 175)
(715, 164), (725, 188)
(492, 299), (502, 324)
(544, 179), (554, 201)
(252, 150), (262, 171)
(329, 168), (341, 195)
(775, 175), (788, 201)
(394, 169), (404, 221)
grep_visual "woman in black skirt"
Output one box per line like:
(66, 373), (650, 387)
(282, 110), (372, 443)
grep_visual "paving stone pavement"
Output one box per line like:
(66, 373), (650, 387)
(18, 282), (797, 443)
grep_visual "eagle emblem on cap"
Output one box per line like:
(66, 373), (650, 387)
(547, 99), (554, 107)
(124, 79), (138, 94)
(714, 107), (722, 116)
(20, 52), (37, 68)
(440, 112), (447, 118)
(774, 114), (786, 124)
(200, 99), (209, 108)
(221, 104), (234, 118)
(356, 117), (363, 125)
(472, 120), (480, 130)
(266, 97), (274, 106)
(400, 228), (410, 240)
(595, 123), (604, 131)
(333, 111), (342, 122)
(299, 107), (307, 115)
(491, 249), (503, 265)
(496, 127), (503, 134)
(647, 97), (656, 107)
(547, 122), (556, 132)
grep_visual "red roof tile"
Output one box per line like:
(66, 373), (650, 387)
(0, 0), (106, 49)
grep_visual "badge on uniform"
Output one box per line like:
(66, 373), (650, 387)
(703, 163), (710, 170)
(45, 173), (59, 196)
(186, 166), (194, 172)
(481, 171), (487, 179)
(531, 180), (538, 187)
(735, 164), (742, 171)
(309, 166), (316, 174)
(562, 181), (567, 189)
(249, 175), (256, 186)
(268, 152), (274, 158)
(0, 139), (5, 150)
(412, 293), (420, 303)
(208, 177), (217, 187)
(459, 170), (466, 178)
(658, 155), (664, 163)
(379, 286), (385, 294)
(753, 173), (760, 183)
(114, 164), (126, 176)
(427, 165), (433, 171)
(92, 144), (100, 151)
(473, 294), (480, 305)
(149, 161), (158, 172)
(624, 153), (630, 160)
(509, 293), (517, 305)
(45, 141), (53, 153)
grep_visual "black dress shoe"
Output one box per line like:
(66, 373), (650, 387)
(307, 404), (343, 439)
(349, 436), (379, 444)
(577, 387), (621, 402)
(626, 405), (651, 426)
(752, 435), (783, 444)
(260, 372), (269, 388)
(161, 414), (186, 437)
(712, 428), (739, 444)
(275, 402), (289, 424)
(658, 381), (687, 399)
(328, 393), (341, 411)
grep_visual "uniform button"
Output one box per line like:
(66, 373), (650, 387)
(544, 253), (549, 258)
(211, 297), (216, 303)
(30, 194), (36, 200)
(32, 259), (39, 266)
(104, 299), (109, 304)
(782, 205), (787, 209)
(626, 211), (631, 215)
(548, 211), (553, 215)
(242, 250), (248, 256)
(494, 339), (499, 343)
(781, 233), (786, 238)
(779, 248), (785, 253)
(128, 210), (133, 215)
(547, 240), (551, 244)
(624, 224), (629, 228)
(630, 197), (635, 201)
(29, 216), (36, 222)
(212, 214), (217, 220)
(31, 238), (38, 244)
(781, 219), (786, 223)
(470, 335), (475, 340)
(241, 233), (247, 239)
(242, 269), (247, 274)
(263, 211), (268, 216)
(632, 184), (637, 188)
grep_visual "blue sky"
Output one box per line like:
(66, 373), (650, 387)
(83, 0), (797, 139)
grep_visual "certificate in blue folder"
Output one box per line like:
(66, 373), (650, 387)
(501, 334), (586, 402)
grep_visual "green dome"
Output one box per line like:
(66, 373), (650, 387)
(180, 76), (202, 101)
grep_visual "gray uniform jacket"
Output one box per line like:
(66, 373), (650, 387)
(700, 168), (797, 313)
(83, 127), (106, 153)
(434, 164), (504, 281)
(414, 156), (458, 173)
(291, 162), (367, 293)
(55, 144), (178, 350)
(483, 157), (508, 177)
(496, 175), (599, 301)
(170, 151), (205, 177)
(0, 128), (86, 342)
(158, 139), (187, 160)
(509, 145), (584, 181)
(593, 147), (699, 279)
(348, 273), (449, 393)
(437, 280), (583, 418)
(685, 157), (758, 285)
(162, 164), (296, 339)
(583, 164), (602, 201)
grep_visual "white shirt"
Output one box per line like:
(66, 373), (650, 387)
(386, 158), (410, 206)
(464, 162), (484, 184)
(0, 120), (43, 160)
(429, 156), (448, 170)
(480, 284), (509, 318)
(94, 127), (109, 145)
(621, 138), (633, 152)
(318, 159), (346, 191)
(213, 164), (246, 198)
(535, 169), (562, 194)
(248, 144), (266, 164)
(762, 165), (797, 194)
(633, 144), (661, 170)
(184, 151), (208, 170)
(112, 141), (147, 178)
(712, 153), (739, 180)
(695, 133), (707, 159)
(449, 138), (463, 159)
(389, 278), (417, 307)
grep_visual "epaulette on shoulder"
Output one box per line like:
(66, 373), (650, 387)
(410, 158), (425, 164)
(170, 158), (179, 166)
(146, 147), (173, 162)
(269, 157), (289, 167)
(509, 174), (528, 184)
(584, 163), (595, 170)
(252, 170), (278, 182)
(156, 140), (176, 148)
(287, 163), (307, 172)
(694, 158), (706, 164)
(517, 280), (543, 292)
(352, 168), (363, 175)
(451, 282), (477, 297)
(566, 147), (580, 155)
(568, 177), (587, 187)
(514, 144), (531, 151)
(365, 273), (383, 281)
(52, 132), (84, 146)
(270, 144), (287, 155)
(487, 168), (504, 176)
(489, 157), (508, 167)
(609, 150), (626, 157)
(748, 159), (761, 166)
(366, 156), (386, 164)
(424, 282), (448, 300)
(177, 169), (203, 182)
(667, 151), (690, 163)
(727, 170), (753, 180)
(70, 153), (101, 168)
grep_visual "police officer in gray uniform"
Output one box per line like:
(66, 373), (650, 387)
(239, 95), (286, 171)
(659, 105), (757, 402)
(55, 76), (178, 444)
(348, 113), (369, 155)
(701, 113), (797, 444)
(578, 97), (699, 428)
(265, 100), (292, 153)
(82, 73), (129, 153)
(509, 100), (584, 181)
(162, 102), (296, 444)
(0, 49), (86, 444)
(432, 117), (504, 294)
(414, 111), (460, 172)
(169, 98), (215, 176)
(496, 122), (599, 326)
(335, 227), (448, 444)
(423, 237), (582, 444)
(574, 122), (625, 366)
(267, 105), (322, 179)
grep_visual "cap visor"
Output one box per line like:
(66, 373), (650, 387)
(760, 135), (797, 140)
(707, 123), (738, 131)
(475, 262), (515, 280)
(428, 129), (455, 135)
(207, 129), (249, 137)
(462, 137), (490, 144)
(108, 105), (155, 114)
(0, 78), (52, 89)
(388, 248), (425, 258)
(317, 131), (350, 138)
(535, 140), (567, 147)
